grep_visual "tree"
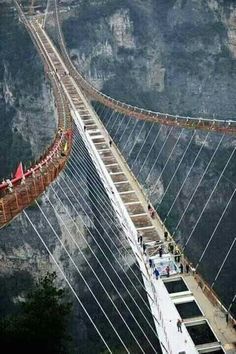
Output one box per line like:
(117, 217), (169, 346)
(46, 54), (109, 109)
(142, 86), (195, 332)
(0, 272), (72, 354)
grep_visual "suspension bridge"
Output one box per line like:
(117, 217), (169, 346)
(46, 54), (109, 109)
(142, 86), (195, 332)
(0, 1), (236, 353)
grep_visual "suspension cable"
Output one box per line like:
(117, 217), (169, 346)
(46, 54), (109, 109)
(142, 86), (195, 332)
(122, 119), (140, 153)
(51, 181), (157, 352)
(96, 103), (109, 123)
(118, 116), (133, 144)
(43, 0), (51, 29)
(102, 107), (117, 129)
(44, 198), (131, 350)
(68, 146), (144, 272)
(152, 128), (185, 194)
(56, 173), (160, 347)
(196, 187), (236, 269)
(94, 101), (104, 116)
(145, 127), (174, 184)
(36, 196), (136, 352)
(187, 135), (236, 189)
(64, 157), (161, 318)
(163, 132), (210, 222)
(172, 134), (225, 235)
(131, 123), (155, 170)
(23, 210), (112, 353)
(49, 170), (160, 336)
(35, 195), (145, 352)
(127, 121), (147, 158)
(108, 111), (121, 133)
(101, 106), (116, 129)
(183, 146), (236, 250)
(158, 130), (196, 206)
(228, 294), (236, 313)
(137, 125), (162, 179)
(113, 113), (126, 141)
(211, 237), (236, 288)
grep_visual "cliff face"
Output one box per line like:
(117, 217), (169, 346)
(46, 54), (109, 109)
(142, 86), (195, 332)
(63, 0), (236, 119)
(0, 1), (56, 180)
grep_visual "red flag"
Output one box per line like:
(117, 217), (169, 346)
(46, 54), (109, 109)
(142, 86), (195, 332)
(14, 162), (24, 179)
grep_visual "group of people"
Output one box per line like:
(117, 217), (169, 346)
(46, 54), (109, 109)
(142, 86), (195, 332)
(151, 260), (171, 279)
(179, 262), (190, 274)
(138, 226), (188, 336)
(138, 228), (187, 335)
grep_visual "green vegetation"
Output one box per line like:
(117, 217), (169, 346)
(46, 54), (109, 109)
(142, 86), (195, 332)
(0, 272), (72, 354)
(0, 271), (34, 317)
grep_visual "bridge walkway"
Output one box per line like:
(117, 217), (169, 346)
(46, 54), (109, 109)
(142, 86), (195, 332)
(61, 75), (162, 250)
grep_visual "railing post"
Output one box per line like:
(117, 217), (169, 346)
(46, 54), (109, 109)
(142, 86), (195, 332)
(0, 199), (7, 223)
(14, 191), (19, 210)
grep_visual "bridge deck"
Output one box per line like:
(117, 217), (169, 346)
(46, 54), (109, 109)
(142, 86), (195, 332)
(61, 78), (162, 245)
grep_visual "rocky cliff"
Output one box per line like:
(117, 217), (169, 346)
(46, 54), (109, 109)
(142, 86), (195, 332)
(63, 0), (236, 119)
(0, 1), (56, 180)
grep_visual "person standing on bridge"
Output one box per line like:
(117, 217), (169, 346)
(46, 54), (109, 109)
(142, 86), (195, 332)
(137, 233), (143, 246)
(166, 265), (170, 277)
(153, 268), (160, 280)
(175, 246), (181, 262)
(177, 319), (182, 333)
(186, 263), (190, 274)
(164, 231), (168, 241)
(143, 243), (146, 254)
(6, 179), (13, 193)
(168, 242), (174, 254)
(148, 204), (155, 218)
(159, 246), (163, 258)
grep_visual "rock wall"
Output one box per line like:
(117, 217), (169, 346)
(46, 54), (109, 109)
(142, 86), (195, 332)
(63, 0), (236, 118)
(0, 1), (56, 180)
